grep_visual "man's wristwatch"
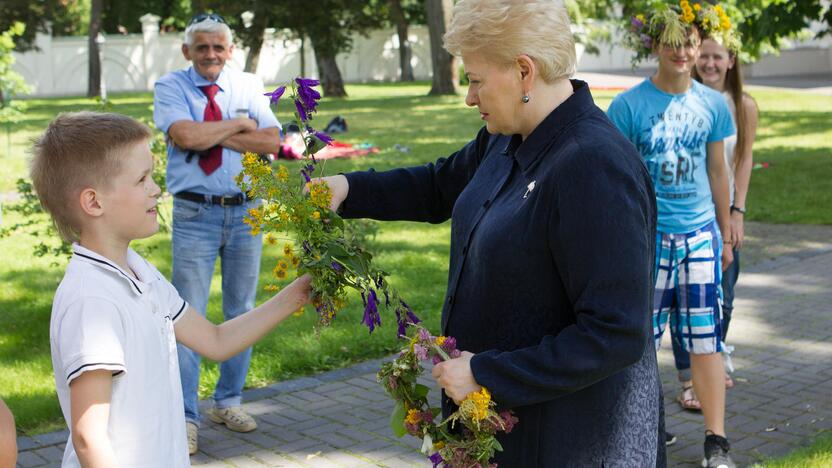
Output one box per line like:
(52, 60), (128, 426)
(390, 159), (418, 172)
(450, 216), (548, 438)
(730, 205), (746, 215)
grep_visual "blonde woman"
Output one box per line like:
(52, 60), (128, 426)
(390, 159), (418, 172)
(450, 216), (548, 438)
(321, 0), (662, 465)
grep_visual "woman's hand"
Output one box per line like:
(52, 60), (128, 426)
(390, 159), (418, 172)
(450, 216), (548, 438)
(431, 351), (482, 404)
(730, 211), (744, 250)
(309, 175), (349, 212)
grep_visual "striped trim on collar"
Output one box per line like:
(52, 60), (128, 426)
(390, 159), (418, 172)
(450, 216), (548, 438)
(71, 244), (151, 296)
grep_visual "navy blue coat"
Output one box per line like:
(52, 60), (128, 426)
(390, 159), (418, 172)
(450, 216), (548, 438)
(342, 81), (663, 467)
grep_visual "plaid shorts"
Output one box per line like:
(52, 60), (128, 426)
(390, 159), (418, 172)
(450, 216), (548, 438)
(653, 220), (724, 354)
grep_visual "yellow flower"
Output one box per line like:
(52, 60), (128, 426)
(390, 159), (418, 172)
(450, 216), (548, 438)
(264, 284), (280, 292)
(292, 307), (305, 317)
(683, 12), (695, 23)
(308, 181), (333, 210)
(433, 441), (445, 450)
(277, 259), (289, 270)
(291, 256), (300, 267)
(721, 18), (731, 30)
(693, 3), (701, 11)
(405, 409), (421, 425)
(679, 0), (689, 8)
(467, 387), (492, 421)
(636, 14), (645, 23)
(715, 4), (724, 14)
(250, 226), (260, 236)
(283, 243), (294, 256)
(275, 269), (287, 279)
(435, 336), (446, 346)
(276, 165), (289, 182)
(266, 234), (277, 245)
(312, 211), (321, 220)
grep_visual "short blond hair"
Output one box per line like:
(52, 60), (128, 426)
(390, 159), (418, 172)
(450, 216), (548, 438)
(30, 112), (151, 243)
(444, 0), (576, 83)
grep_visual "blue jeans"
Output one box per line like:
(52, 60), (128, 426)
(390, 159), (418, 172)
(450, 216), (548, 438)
(171, 197), (263, 425)
(672, 247), (740, 381)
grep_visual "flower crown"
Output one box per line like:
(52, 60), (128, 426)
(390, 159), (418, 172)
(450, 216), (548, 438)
(625, 1), (741, 66)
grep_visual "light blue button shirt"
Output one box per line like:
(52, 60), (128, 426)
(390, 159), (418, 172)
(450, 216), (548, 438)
(153, 67), (280, 196)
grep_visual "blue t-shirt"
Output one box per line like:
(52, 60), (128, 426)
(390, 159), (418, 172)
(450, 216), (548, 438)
(607, 79), (735, 233)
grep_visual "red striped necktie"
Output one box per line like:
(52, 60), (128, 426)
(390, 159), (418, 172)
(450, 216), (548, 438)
(198, 84), (222, 175)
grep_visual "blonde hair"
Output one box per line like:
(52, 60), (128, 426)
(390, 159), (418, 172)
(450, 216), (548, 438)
(30, 112), (151, 243)
(444, 0), (576, 83)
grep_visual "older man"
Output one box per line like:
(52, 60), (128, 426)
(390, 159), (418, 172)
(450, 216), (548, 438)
(153, 13), (280, 455)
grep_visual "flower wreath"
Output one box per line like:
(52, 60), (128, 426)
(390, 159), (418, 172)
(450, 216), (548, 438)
(624, 1), (741, 66)
(378, 325), (518, 467)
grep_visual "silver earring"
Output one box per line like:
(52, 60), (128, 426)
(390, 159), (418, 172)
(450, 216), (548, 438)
(521, 95), (530, 103)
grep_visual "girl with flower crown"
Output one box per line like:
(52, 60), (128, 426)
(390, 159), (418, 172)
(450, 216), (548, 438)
(609, 2), (741, 467)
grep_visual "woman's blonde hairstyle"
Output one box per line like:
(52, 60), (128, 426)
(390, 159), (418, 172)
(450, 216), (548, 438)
(444, 0), (576, 83)
(30, 112), (151, 243)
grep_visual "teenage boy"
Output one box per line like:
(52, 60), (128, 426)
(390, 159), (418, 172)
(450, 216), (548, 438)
(608, 21), (737, 468)
(32, 112), (309, 467)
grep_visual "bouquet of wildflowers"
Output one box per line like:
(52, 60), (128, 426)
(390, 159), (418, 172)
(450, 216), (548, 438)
(237, 78), (419, 333)
(378, 325), (518, 467)
(624, 1), (740, 66)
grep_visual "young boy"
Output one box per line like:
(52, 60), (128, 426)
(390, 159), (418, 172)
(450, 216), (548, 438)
(607, 6), (737, 468)
(31, 112), (310, 467)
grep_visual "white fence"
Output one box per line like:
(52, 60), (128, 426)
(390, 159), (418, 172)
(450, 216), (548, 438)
(11, 14), (832, 98)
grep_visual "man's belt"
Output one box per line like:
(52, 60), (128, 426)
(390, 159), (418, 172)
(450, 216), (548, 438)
(174, 191), (250, 206)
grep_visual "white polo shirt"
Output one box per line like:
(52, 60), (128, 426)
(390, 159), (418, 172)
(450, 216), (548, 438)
(50, 244), (190, 467)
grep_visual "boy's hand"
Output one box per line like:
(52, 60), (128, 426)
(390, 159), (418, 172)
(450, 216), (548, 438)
(432, 351), (482, 405)
(722, 243), (734, 271)
(285, 274), (313, 307)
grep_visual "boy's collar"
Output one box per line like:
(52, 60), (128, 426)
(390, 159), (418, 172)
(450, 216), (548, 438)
(72, 243), (159, 296)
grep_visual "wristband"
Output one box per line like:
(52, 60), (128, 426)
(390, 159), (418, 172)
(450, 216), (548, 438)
(730, 205), (746, 215)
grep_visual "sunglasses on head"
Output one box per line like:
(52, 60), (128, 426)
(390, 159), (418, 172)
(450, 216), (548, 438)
(188, 13), (226, 26)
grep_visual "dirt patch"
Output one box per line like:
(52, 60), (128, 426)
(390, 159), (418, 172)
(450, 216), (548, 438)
(743, 221), (832, 267)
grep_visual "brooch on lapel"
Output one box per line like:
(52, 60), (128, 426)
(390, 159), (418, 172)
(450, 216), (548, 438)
(523, 180), (536, 199)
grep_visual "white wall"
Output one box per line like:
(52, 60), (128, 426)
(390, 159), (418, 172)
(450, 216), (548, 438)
(11, 15), (830, 98)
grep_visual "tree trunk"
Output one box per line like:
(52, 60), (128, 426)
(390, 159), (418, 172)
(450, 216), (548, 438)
(310, 37), (347, 97)
(244, 21), (266, 73)
(425, 0), (457, 95)
(87, 0), (103, 98)
(390, 0), (414, 81)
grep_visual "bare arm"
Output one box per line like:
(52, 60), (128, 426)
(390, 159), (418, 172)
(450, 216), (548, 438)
(168, 118), (257, 151)
(175, 275), (311, 361)
(69, 370), (118, 468)
(730, 96), (758, 249)
(707, 140), (733, 269)
(0, 399), (16, 468)
(223, 127), (281, 154)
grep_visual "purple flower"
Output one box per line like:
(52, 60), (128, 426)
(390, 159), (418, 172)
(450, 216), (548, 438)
(302, 241), (312, 254)
(413, 344), (428, 360)
(429, 452), (444, 468)
(400, 300), (421, 326)
(442, 336), (457, 353)
(641, 34), (653, 49)
(300, 166), (311, 183)
(264, 85), (286, 104)
(362, 289), (381, 332)
(630, 16), (644, 30)
(418, 327), (431, 342)
(296, 77), (322, 114)
(294, 99), (308, 122)
(449, 349), (461, 359)
(313, 129), (334, 146)
(432, 354), (443, 365)
(331, 261), (343, 273)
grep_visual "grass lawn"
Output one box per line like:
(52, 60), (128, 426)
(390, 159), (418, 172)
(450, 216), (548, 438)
(1, 81), (830, 435)
(752, 432), (832, 467)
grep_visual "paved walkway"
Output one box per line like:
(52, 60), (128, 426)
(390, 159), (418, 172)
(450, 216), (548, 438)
(15, 227), (832, 467)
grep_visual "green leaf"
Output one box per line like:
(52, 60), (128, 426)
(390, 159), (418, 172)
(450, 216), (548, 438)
(390, 401), (407, 438)
(414, 384), (430, 399)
